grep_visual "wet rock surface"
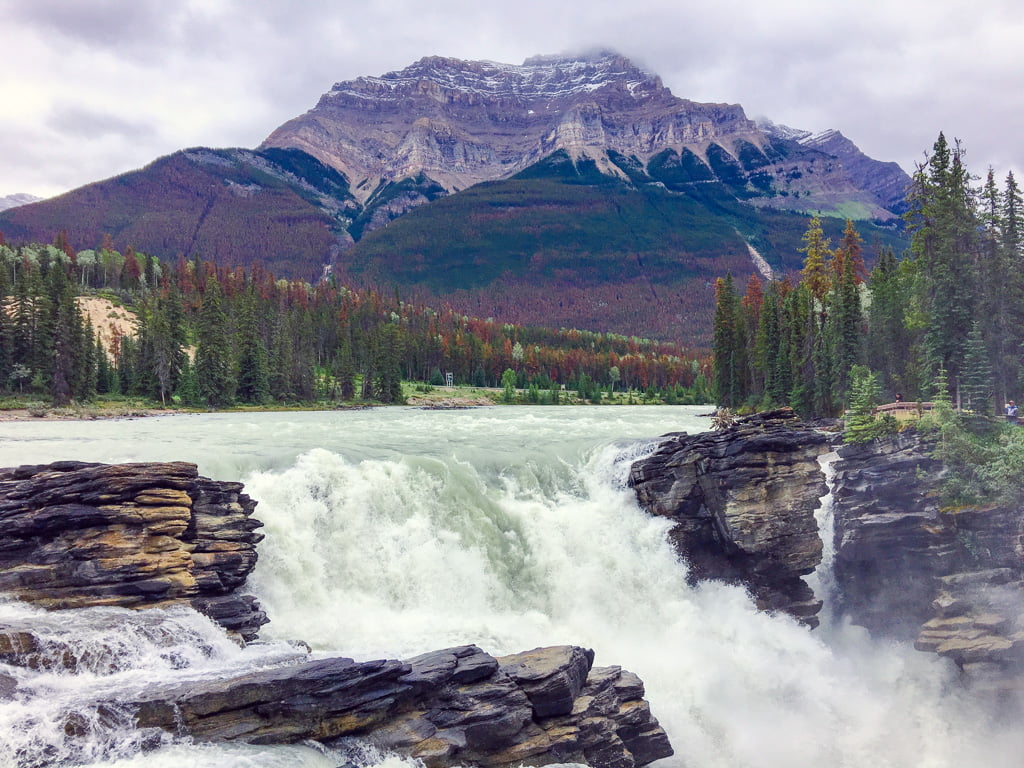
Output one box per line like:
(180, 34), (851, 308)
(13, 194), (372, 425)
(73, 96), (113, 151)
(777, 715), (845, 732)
(628, 408), (833, 625)
(0, 461), (267, 640)
(631, 413), (1024, 688)
(117, 643), (671, 768)
(832, 433), (1024, 689)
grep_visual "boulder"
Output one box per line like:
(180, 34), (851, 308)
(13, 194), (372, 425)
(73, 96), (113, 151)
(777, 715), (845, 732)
(115, 644), (672, 768)
(0, 461), (267, 640)
(629, 408), (832, 625)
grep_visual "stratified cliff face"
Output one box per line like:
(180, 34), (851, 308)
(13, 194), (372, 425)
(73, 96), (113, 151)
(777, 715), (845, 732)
(759, 121), (910, 211)
(832, 434), (1024, 688)
(261, 51), (904, 225)
(262, 51), (760, 202)
(0, 461), (267, 640)
(830, 433), (952, 636)
(631, 418), (1024, 688)
(628, 409), (833, 626)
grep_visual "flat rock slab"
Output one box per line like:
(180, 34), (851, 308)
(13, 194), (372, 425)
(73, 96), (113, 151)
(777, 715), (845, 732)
(112, 644), (672, 768)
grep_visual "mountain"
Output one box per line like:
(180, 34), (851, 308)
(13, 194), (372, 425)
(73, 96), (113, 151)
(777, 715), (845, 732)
(0, 51), (910, 342)
(263, 50), (907, 231)
(757, 119), (911, 213)
(0, 147), (357, 280)
(0, 193), (42, 212)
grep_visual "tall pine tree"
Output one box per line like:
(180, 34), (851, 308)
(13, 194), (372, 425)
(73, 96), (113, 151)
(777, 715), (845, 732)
(195, 277), (236, 408)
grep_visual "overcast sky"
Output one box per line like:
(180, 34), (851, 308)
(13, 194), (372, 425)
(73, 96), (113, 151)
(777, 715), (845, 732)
(3, 0), (1021, 199)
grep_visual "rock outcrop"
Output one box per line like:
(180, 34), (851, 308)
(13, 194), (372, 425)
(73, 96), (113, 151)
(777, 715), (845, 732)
(0, 461), (267, 640)
(628, 408), (833, 626)
(114, 643), (672, 768)
(831, 433), (1024, 688)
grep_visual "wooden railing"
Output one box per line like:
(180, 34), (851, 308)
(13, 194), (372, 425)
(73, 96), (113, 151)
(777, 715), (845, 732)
(873, 401), (935, 419)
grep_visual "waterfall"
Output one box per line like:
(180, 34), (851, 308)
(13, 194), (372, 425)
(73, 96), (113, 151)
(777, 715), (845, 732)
(0, 409), (1020, 767)
(806, 450), (839, 625)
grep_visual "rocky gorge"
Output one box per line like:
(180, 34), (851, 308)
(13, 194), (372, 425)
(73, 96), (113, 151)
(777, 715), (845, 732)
(629, 409), (1024, 691)
(0, 460), (671, 768)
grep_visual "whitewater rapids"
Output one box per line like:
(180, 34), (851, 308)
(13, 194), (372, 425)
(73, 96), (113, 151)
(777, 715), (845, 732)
(0, 407), (1019, 767)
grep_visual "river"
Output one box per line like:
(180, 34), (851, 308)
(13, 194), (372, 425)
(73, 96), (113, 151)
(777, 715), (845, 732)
(0, 407), (1019, 767)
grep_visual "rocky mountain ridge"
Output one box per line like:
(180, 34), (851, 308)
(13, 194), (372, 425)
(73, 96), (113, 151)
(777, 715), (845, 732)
(0, 193), (42, 212)
(263, 50), (906, 225)
(263, 51), (757, 201)
(0, 51), (910, 343)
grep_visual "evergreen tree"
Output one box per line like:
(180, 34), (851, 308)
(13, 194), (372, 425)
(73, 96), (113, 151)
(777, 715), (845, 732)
(905, 133), (978, 397)
(155, 283), (187, 403)
(375, 324), (404, 404)
(334, 331), (356, 401)
(1002, 171), (1024, 395)
(289, 307), (316, 400)
(754, 281), (783, 405)
(844, 365), (887, 443)
(976, 168), (1014, 404)
(961, 321), (993, 414)
(867, 248), (913, 395)
(95, 335), (113, 394)
(829, 248), (864, 400)
(741, 275), (764, 397)
(0, 264), (10, 391)
(74, 320), (97, 401)
(832, 219), (867, 282)
(118, 334), (136, 396)
(799, 216), (832, 303)
(268, 309), (293, 400)
(235, 288), (270, 404)
(711, 273), (746, 407)
(786, 282), (814, 416)
(194, 277), (236, 408)
(175, 355), (201, 406)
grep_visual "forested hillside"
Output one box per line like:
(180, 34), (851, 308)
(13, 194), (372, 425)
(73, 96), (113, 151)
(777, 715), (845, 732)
(712, 134), (1023, 419)
(0, 235), (709, 409)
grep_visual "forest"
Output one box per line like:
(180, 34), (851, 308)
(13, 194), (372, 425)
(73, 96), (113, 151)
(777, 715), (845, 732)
(0, 233), (711, 409)
(712, 133), (1023, 422)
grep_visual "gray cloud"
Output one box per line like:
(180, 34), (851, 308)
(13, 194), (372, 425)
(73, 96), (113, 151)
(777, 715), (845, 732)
(3, 0), (1022, 198)
(46, 105), (156, 141)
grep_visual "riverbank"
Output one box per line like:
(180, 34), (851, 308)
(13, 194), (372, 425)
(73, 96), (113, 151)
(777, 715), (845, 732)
(0, 405), (166, 421)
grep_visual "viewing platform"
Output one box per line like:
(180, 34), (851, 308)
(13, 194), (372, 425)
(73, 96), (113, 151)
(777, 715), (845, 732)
(874, 401), (935, 420)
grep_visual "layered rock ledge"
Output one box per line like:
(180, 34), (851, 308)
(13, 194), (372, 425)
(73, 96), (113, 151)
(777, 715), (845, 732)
(121, 643), (672, 768)
(629, 412), (1024, 687)
(628, 408), (832, 626)
(0, 461), (267, 640)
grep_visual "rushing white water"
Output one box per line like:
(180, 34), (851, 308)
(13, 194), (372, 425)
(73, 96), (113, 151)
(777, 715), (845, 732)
(806, 451), (839, 626)
(0, 407), (1020, 768)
